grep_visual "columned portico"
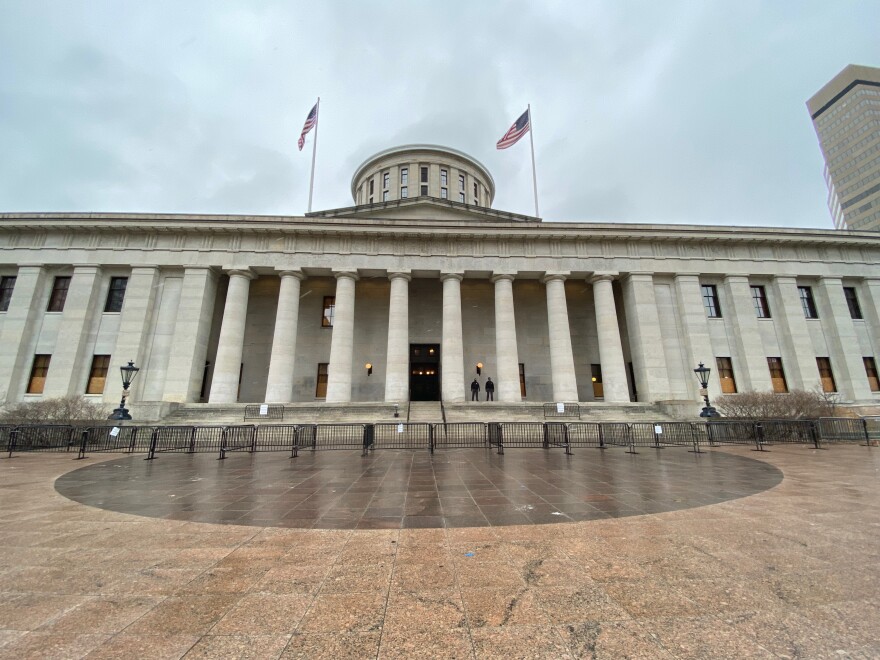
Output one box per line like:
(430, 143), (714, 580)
(385, 272), (411, 402)
(265, 269), (305, 403)
(209, 269), (255, 403)
(541, 273), (578, 401)
(441, 273), (465, 402)
(491, 273), (521, 402)
(589, 272), (629, 403)
(325, 271), (359, 403)
(622, 272), (669, 402)
(723, 275), (772, 391)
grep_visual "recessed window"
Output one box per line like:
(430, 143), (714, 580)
(382, 190), (389, 202)
(750, 285), (770, 318)
(844, 287), (863, 319)
(767, 357), (788, 393)
(591, 364), (603, 399)
(441, 187), (448, 199)
(816, 357), (837, 393)
(440, 169), (448, 186)
(321, 296), (335, 327)
(104, 277), (128, 313)
(459, 192), (465, 203)
(716, 357), (737, 393)
(400, 167), (408, 185)
(0, 276), (16, 312)
(701, 284), (721, 318)
(27, 354), (51, 394)
(420, 166), (428, 183)
(519, 363), (526, 398)
(420, 185), (428, 196)
(368, 179), (374, 195)
(86, 355), (111, 394)
(382, 172), (389, 189)
(458, 174), (465, 191)
(798, 286), (818, 319)
(473, 181), (478, 197)
(315, 363), (328, 398)
(865, 357), (880, 392)
(401, 186), (408, 198)
(47, 276), (71, 312)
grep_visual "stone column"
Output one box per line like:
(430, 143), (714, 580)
(325, 271), (358, 403)
(43, 265), (103, 398)
(541, 273), (578, 401)
(589, 272), (629, 403)
(673, 273), (722, 399)
(771, 276), (820, 391)
(621, 273), (669, 402)
(164, 267), (218, 403)
(722, 275), (772, 391)
(209, 269), (255, 403)
(0, 265), (47, 403)
(265, 269), (305, 403)
(104, 266), (160, 405)
(441, 273), (465, 402)
(862, 278), (880, 361)
(816, 277), (872, 400)
(491, 274), (522, 402)
(385, 271), (411, 402)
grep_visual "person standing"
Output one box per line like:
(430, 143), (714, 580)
(470, 378), (480, 401)
(485, 377), (495, 401)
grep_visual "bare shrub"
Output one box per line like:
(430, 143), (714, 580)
(0, 396), (106, 426)
(715, 389), (838, 420)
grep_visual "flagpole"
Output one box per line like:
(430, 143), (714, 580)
(307, 97), (320, 213)
(527, 103), (539, 218)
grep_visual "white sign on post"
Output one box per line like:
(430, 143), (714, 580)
(556, 402), (565, 414)
(109, 427), (120, 437)
(397, 423), (404, 433)
(259, 404), (269, 416)
(654, 425), (663, 434)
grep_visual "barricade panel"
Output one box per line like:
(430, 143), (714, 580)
(83, 425), (144, 453)
(865, 417), (880, 445)
(153, 426), (197, 453)
(817, 417), (866, 443)
(631, 422), (695, 447)
(13, 425), (76, 452)
(254, 425), (298, 451)
(244, 404), (284, 420)
(567, 422), (603, 447)
(192, 426), (225, 452)
(543, 403), (580, 418)
(760, 420), (814, 444)
(704, 421), (757, 445)
(313, 424), (364, 450)
(222, 425), (257, 453)
(499, 422), (546, 448)
(432, 423), (487, 448)
(373, 423), (431, 449)
(0, 425), (17, 452)
(600, 423), (631, 447)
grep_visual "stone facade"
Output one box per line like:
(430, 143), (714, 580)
(1, 145), (880, 416)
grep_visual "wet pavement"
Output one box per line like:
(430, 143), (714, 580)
(54, 449), (783, 529)
(0, 445), (878, 658)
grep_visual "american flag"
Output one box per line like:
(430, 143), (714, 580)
(297, 102), (318, 151)
(496, 109), (530, 149)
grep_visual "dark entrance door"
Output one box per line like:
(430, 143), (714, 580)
(410, 344), (440, 401)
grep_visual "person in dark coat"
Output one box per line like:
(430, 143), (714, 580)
(470, 378), (480, 401)
(485, 377), (495, 401)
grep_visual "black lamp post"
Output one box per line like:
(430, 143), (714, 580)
(693, 362), (719, 418)
(108, 360), (140, 421)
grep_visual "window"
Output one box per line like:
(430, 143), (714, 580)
(844, 287), (863, 319)
(27, 354), (50, 394)
(401, 186), (408, 198)
(865, 357), (880, 392)
(420, 166), (428, 183)
(459, 192), (465, 203)
(591, 364), (603, 399)
(750, 285), (771, 318)
(473, 181), (478, 197)
(382, 172), (389, 189)
(86, 355), (110, 394)
(382, 190), (389, 202)
(420, 185), (428, 196)
(0, 276), (15, 312)
(368, 179), (374, 195)
(519, 363), (526, 398)
(701, 284), (721, 318)
(440, 169), (448, 186)
(322, 296), (335, 327)
(47, 276), (71, 312)
(716, 357), (737, 393)
(767, 357), (788, 393)
(458, 174), (465, 191)
(798, 286), (818, 319)
(816, 357), (837, 393)
(441, 187), (448, 199)
(315, 363), (328, 398)
(400, 167), (408, 185)
(104, 277), (128, 313)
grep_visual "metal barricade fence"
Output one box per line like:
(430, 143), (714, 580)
(312, 424), (365, 450)
(630, 422), (696, 448)
(82, 426), (144, 454)
(543, 422), (571, 454)
(373, 423), (432, 450)
(244, 404), (284, 421)
(253, 424), (299, 452)
(12, 425), (77, 453)
(0, 425), (17, 452)
(817, 417), (868, 443)
(864, 417), (880, 446)
(499, 422), (550, 448)
(567, 422), (604, 448)
(759, 420), (816, 446)
(601, 423), (631, 447)
(152, 426), (197, 455)
(218, 425), (257, 458)
(543, 403), (580, 419)
(704, 421), (758, 446)
(431, 422), (488, 448)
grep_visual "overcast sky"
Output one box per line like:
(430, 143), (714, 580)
(1, 1), (878, 229)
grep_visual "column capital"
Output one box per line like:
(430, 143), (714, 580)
(772, 275), (798, 284)
(333, 270), (359, 281)
(541, 272), (569, 284)
(722, 274), (751, 283)
(440, 272), (464, 282)
(490, 273), (516, 284)
(673, 272), (701, 282)
(622, 271), (655, 283)
(817, 275), (843, 284)
(225, 268), (255, 280)
(71, 264), (101, 273)
(588, 271), (619, 284)
(388, 271), (412, 282)
(276, 268), (305, 280)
